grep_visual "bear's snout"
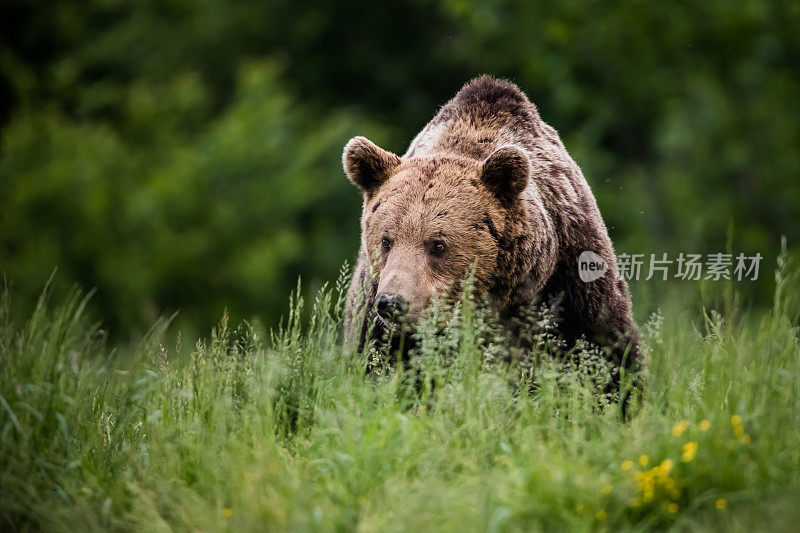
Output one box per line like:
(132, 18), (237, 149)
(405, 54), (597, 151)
(376, 294), (408, 323)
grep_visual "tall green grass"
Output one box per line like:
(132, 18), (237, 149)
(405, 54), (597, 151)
(2, 252), (799, 531)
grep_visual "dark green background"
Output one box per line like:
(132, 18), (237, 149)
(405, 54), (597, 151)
(2, 0), (798, 337)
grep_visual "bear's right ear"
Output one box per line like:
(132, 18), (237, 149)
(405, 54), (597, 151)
(343, 136), (401, 196)
(480, 145), (530, 204)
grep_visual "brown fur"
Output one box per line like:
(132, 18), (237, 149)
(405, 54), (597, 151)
(343, 75), (639, 369)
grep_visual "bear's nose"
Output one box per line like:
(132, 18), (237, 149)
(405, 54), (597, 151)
(376, 294), (408, 322)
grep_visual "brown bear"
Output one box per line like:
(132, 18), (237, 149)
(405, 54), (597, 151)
(342, 75), (638, 374)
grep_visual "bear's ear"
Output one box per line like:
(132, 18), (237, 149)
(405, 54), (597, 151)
(343, 136), (401, 196)
(480, 145), (530, 203)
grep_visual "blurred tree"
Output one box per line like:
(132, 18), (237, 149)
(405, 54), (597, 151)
(1, 0), (798, 333)
(1, 61), (384, 333)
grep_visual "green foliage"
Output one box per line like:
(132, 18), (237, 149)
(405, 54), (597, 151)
(2, 2), (798, 527)
(2, 0), (799, 331)
(2, 258), (800, 530)
(1, 61), (376, 334)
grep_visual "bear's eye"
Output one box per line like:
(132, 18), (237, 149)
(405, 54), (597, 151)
(381, 237), (392, 252)
(429, 240), (446, 256)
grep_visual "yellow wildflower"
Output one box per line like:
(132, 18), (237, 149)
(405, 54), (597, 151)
(734, 425), (744, 437)
(659, 459), (674, 475)
(740, 434), (751, 444)
(596, 509), (607, 521)
(731, 415), (742, 426)
(223, 508), (233, 518)
(621, 460), (634, 471)
(672, 420), (688, 436)
(667, 502), (679, 514)
(602, 484), (613, 495)
(716, 498), (727, 509)
(639, 455), (649, 466)
(700, 420), (711, 431)
(681, 441), (698, 462)
(643, 476), (655, 499)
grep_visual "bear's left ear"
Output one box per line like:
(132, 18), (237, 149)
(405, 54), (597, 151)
(480, 145), (530, 203)
(343, 136), (401, 196)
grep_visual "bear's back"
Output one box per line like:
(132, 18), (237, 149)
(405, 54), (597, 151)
(404, 75), (543, 161)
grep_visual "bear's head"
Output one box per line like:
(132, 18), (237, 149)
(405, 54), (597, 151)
(343, 136), (538, 329)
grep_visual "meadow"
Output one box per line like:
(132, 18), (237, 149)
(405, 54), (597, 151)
(1, 247), (799, 532)
(3, 2), (799, 530)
